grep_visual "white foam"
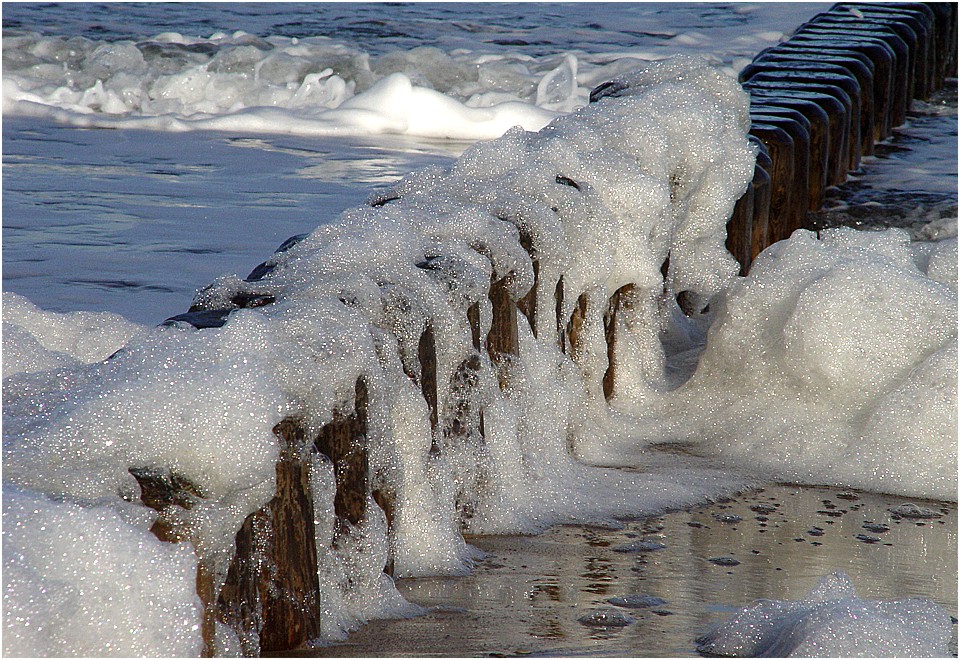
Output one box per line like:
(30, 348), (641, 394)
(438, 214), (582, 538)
(3, 485), (203, 657)
(3, 53), (953, 655)
(617, 227), (957, 501)
(697, 571), (953, 657)
(2, 291), (145, 378)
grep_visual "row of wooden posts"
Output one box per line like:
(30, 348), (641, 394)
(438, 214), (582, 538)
(136, 3), (958, 655)
(726, 1), (958, 274)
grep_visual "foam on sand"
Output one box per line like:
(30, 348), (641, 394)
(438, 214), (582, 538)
(697, 571), (953, 657)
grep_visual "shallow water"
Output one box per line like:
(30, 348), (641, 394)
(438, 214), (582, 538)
(2, 117), (462, 323)
(290, 482), (957, 658)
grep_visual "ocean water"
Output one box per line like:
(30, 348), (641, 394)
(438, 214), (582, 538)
(3, 2), (831, 325)
(2, 3), (957, 657)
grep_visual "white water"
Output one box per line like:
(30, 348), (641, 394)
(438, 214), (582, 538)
(3, 4), (822, 140)
(2, 4), (956, 657)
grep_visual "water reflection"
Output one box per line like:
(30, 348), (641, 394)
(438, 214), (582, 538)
(306, 484), (956, 658)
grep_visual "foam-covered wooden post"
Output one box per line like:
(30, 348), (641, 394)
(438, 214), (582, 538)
(602, 284), (637, 399)
(218, 417), (322, 655)
(316, 378), (370, 530)
(487, 274), (520, 386)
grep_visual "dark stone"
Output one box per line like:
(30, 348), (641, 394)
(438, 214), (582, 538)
(589, 79), (630, 103)
(162, 309), (232, 329)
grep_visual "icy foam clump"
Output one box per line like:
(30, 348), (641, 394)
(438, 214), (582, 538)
(697, 571), (953, 657)
(3, 485), (203, 657)
(636, 227), (958, 501)
(2, 291), (145, 378)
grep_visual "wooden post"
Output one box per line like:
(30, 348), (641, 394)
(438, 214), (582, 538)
(753, 53), (877, 150)
(727, 178), (755, 275)
(602, 284), (637, 399)
(747, 123), (795, 244)
(750, 164), (772, 261)
(745, 85), (848, 187)
(315, 379), (370, 529)
(818, 13), (928, 98)
(787, 33), (904, 128)
(217, 418), (322, 655)
(750, 104), (826, 212)
(750, 113), (810, 234)
(743, 63), (871, 162)
(487, 274), (520, 378)
(746, 76), (859, 172)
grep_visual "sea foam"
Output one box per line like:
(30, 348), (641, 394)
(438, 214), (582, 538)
(697, 571), (953, 657)
(2, 53), (955, 655)
(609, 227), (958, 502)
(3, 56), (756, 653)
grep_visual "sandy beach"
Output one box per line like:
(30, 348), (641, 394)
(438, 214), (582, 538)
(287, 482), (957, 657)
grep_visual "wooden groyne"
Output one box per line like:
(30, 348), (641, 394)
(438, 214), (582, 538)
(729, 1), (958, 273)
(140, 3), (957, 655)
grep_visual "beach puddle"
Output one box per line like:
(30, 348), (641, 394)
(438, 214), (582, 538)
(291, 483), (956, 657)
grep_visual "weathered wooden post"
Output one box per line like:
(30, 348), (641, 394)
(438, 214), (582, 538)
(750, 160), (773, 262)
(750, 112), (810, 234)
(746, 122), (795, 244)
(787, 33), (904, 128)
(601, 284), (638, 399)
(218, 417), (322, 655)
(727, 176), (755, 274)
(750, 103), (827, 212)
(745, 85), (849, 187)
(752, 53), (878, 150)
(743, 63), (871, 162)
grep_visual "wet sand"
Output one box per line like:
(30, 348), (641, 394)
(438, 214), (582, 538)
(282, 483), (957, 657)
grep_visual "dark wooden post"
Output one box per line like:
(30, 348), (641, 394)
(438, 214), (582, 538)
(315, 378), (370, 529)
(750, 163), (772, 261)
(727, 179), (755, 275)
(750, 113), (810, 234)
(750, 104), (827, 212)
(745, 85), (848, 187)
(216, 418), (322, 655)
(487, 274), (520, 388)
(747, 123), (795, 244)
(602, 284), (637, 399)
